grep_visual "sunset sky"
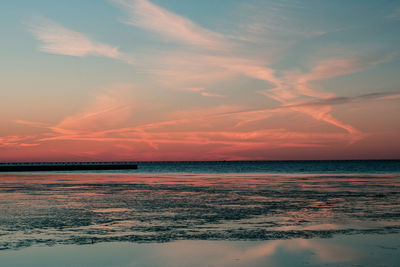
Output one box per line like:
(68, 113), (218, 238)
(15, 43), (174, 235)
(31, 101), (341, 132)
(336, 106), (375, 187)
(1, 0), (400, 161)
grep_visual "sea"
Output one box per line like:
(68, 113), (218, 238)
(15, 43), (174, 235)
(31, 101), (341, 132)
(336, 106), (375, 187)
(1, 160), (399, 266)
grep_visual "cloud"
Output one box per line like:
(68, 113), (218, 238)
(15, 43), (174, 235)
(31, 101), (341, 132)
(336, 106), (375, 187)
(9, 86), (396, 158)
(387, 7), (400, 20)
(112, 0), (227, 49)
(142, 51), (278, 91)
(284, 92), (400, 108)
(181, 87), (225, 98)
(264, 55), (392, 103)
(0, 135), (40, 148)
(201, 92), (225, 98)
(292, 105), (361, 139)
(185, 87), (206, 92)
(257, 55), (396, 139)
(51, 88), (133, 134)
(15, 120), (48, 128)
(37, 128), (350, 150)
(299, 56), (390, 83)
(0, 136), (25, 147)
(378, 93), (400, 100)
(276, 91), (399, 141)
(29, 17), (134, 63)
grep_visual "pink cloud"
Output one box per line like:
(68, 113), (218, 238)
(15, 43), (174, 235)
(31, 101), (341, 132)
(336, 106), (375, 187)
(53, 92), (132, 135)
(0, 135), (40, 148)
(258, 56), (394, 141)
(113, 0), (227, 49)
(15, 120), (48, 128)
(201, 92), (225, 98)
(184, 87), (205, 92)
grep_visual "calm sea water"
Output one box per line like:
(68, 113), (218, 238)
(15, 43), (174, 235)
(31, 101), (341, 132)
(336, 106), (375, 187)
(1, 160), (399, 174)
(132, 160), (400, 174)
(1, 160), (399, 266)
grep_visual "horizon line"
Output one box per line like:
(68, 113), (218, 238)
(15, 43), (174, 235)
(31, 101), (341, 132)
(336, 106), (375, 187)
(1, 159), (399, 164)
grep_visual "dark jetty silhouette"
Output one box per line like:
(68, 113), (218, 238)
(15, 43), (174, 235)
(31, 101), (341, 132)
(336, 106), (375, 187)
(0, 162), (138, 172)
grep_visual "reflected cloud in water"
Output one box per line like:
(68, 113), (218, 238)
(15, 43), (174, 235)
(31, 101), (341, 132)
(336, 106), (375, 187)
(157, 238), (358, 266)
(3, 235), (399, 267)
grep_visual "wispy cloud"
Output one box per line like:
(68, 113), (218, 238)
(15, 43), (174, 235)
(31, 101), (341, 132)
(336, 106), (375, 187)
(0, 135), (40, 148)
(201, 92), (225, 98)
(51, 89), (133, 134)
(15, 120), (48, 128)
(185, 87), (206, 92)
(284, 92), (400, 108)
(230, 0), (329, 46)
(299, 56), (391, 83)
(112, 0), (227, 49)
(142, 51), (277, 91)
(29, 17), (134, 63)
(258, 54), (396, 139)
(387, 7), (400, 20)
(181, 86), (224, 98)
(8, 87), (399, 159)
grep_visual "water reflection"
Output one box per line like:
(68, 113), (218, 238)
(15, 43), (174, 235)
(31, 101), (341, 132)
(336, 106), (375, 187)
(159, 238), (359, 266)
(2, 235), (399, 267)
(0, 173), (400, 249)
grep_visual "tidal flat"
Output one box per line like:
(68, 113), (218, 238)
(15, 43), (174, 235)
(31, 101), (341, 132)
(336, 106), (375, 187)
(1, 171), (400, 266)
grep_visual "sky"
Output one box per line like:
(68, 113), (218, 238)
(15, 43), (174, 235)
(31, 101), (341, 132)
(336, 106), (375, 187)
(1, 0), (400, 161)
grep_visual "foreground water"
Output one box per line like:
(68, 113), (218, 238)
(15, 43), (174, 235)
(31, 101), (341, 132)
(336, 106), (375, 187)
(1, 234), (399, 267)
(0, 161), (399, 266)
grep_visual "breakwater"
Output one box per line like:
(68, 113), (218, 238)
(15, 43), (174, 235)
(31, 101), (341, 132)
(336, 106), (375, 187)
(0, 162), (138, 172)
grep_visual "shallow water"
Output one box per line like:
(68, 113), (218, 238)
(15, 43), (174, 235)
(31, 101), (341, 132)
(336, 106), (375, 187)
(1, 172), (399, 251)
(1, 234), (399, 266)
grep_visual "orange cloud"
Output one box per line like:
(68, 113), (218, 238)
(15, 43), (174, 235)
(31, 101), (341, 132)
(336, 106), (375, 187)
(51, 89), (133, 134)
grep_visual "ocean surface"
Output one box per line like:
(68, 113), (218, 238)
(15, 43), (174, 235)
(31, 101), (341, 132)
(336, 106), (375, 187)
(1, 160), (400, 266)
(123, 160), (400, 174)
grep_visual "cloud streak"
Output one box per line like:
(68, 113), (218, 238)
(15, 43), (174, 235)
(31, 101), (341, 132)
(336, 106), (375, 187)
(284, 92), (400, 108)
(29, 17), (134, 63)
(112, 0), (227, 49)
(51, 89), (133, 134)
(258, 55), (396, 138)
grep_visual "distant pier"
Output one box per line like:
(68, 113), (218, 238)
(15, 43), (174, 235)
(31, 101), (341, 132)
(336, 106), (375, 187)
(0, 162), (138, 172)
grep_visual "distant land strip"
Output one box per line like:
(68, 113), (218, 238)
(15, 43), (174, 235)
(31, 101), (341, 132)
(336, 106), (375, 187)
(0, 162), (138, 172)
